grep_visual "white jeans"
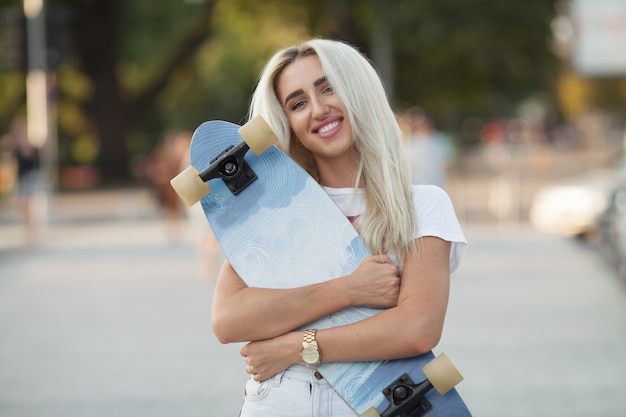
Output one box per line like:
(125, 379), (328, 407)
(239, 364), (357, 417)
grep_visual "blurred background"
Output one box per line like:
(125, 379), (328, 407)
(0, 0), (625, 416)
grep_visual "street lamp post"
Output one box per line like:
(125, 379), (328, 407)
(23, 0), (57, 224)
(23, 0), (47, 149)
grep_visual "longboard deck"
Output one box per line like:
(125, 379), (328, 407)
(187, 120), (471, 416)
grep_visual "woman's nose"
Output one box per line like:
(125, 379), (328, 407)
(310, 95), (329, 118)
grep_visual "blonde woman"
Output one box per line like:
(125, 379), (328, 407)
(211, 39), (467, 416)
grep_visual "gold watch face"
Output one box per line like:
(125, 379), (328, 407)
(301, 345), (320, 365)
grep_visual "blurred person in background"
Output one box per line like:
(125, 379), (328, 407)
(147, 130), (191, 242)
(405, 107), (454, 188)
(10, 118), (44, 245)
(152, 129), (224, 278)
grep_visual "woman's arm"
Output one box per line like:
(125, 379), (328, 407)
(319, 236), (451, 359)
(240, 236), (451, 381)
(211, 254), (401, 344)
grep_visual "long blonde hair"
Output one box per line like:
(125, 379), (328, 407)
(249, 39), (416, 265)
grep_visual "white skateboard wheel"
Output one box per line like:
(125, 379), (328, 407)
(170, 165), (211, 207)
(422, 353), (464, 395)
(238, 116), (278, 155)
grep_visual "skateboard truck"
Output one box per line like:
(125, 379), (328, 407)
(379, 373), (434, 417)
(361, 354), (462, 417)
(200, 141), (257, 195)
(170, 117), (278, 206)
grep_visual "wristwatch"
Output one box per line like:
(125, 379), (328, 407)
(300, 329), (321, 367)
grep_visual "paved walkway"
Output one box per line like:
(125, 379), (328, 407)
(0, 189), (625, 416)
(0, 189), (243, 417)
(445, 224), (626, 417)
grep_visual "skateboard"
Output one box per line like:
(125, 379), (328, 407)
(171, 117), (472, 417)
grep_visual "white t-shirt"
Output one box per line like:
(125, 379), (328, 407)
(322, 184), (467, 273)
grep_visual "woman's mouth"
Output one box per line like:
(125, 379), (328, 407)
(316, 120), (341, 135)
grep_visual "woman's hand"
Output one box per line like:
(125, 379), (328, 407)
(240, 332), (301, 382)
(340, 255), (401, 308)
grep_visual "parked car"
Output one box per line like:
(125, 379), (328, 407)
(529, 158), (626, 240)
(598, 185), (626, 280)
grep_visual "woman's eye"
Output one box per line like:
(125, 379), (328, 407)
(291, 100), (305, 111)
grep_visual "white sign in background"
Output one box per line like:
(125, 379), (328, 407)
(572, 0), (626, 76)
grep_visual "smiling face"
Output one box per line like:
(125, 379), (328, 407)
(276, 55), (357, 186)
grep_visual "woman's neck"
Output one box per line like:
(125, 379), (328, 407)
(317, 161), (357, 188)
(314, 150), (359, 188)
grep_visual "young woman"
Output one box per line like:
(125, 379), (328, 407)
(211, 39), (467, 417)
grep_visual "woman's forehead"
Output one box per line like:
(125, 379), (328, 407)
(276, 55), (325, 100)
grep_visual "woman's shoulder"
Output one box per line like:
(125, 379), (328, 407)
(410, 184), (463, 238)
(410, 184), (467, 272)
(410, 184), (453, 209)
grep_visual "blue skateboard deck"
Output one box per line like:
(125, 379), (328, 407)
(175, 118), (472, 417)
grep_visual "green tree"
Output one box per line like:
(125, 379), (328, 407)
(68, 0), (219, 181)
(58, 0), (308, 182)
(391, 0), (559, 124)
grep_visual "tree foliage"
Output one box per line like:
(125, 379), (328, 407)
(392, 0), (559, 119)
(0, 0), (561, 183)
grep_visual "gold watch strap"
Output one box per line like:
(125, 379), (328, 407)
(303, 329), (317, 344)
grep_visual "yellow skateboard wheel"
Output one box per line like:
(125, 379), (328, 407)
(170, 165), (211, 207)
(422, 353), (464, 395)
(360, 407), (381, 417)
(238, 116), (278, 155)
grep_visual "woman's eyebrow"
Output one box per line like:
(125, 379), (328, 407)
(284, 89), (304, 106)
(283, 76), (329, 106)
(313, 76), (328, 87)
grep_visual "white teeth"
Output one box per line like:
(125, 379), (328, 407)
(318, 121), (340, 134)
